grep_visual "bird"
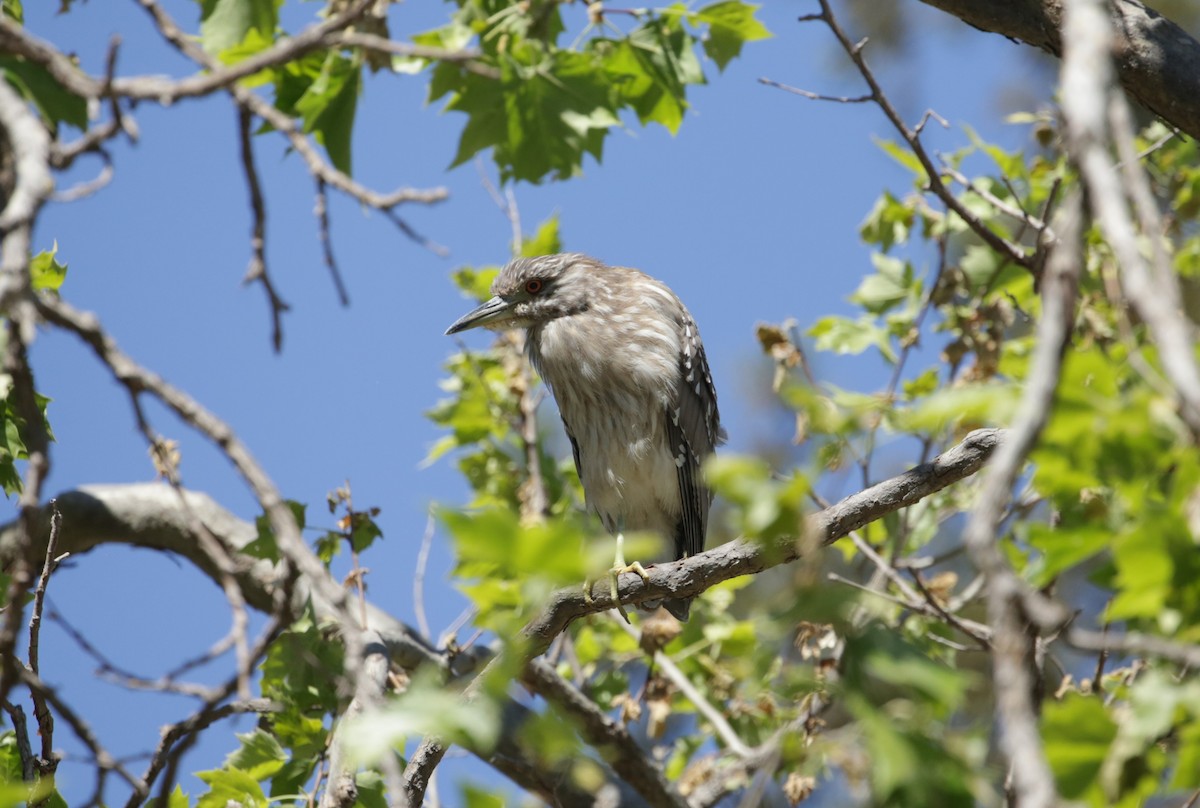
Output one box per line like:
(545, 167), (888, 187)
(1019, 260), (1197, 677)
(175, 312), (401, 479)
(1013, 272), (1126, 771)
(445, 253), (724, 621)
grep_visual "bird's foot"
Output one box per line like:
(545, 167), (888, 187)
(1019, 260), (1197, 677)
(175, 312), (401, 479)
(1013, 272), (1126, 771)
(607, 560), (650, 624)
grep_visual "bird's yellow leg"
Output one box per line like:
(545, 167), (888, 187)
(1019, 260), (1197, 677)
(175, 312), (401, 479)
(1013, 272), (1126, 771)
(607, 531), (650, 623)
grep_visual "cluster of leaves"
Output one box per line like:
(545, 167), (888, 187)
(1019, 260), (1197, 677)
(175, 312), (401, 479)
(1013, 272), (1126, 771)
(4, 0), (768, 182)
(412, 0), (770, 182)
(186, 487), (388, 808)
(187, 611), (351, 808)
(749, 118), (1200, 804)
(190, 0), (772, 181)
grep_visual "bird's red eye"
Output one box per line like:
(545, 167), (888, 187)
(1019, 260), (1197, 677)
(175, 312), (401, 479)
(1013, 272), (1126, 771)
(525, 278), (544, 295)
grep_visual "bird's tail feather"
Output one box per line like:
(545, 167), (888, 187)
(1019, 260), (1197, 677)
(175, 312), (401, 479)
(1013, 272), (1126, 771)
(662, 597), (691, 622)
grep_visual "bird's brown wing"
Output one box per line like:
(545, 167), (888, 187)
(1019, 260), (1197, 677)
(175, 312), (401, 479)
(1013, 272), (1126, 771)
(562, 417), (583, 483)
(666, 315), (725, 560)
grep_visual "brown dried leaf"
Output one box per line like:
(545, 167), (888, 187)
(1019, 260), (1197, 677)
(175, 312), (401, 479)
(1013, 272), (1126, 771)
(639, 609), (682, 656)
(783, 772), (816, 805)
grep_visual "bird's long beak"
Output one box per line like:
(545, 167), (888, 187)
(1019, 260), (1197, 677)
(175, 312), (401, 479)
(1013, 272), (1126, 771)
(444, 295), (514, 335)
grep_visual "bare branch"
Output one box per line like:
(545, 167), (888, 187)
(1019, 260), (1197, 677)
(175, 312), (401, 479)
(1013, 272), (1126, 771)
(18, 667), (144, 804)
(32, 294), (360, 646)
(0, 484), (450, 673)
(1066, 628), (1200, 670)
(756, 77), (871, 104)
(314, 179), (350, 306)
(1, 700), (36, 782)
(763, 1), (1035, 272)
(321, 633), (397, 808)
(609, 614), (752, 760)
(237, 106), (289, 352)
(135, 698), (280, 805)
(960, 189), (1082, 808)
(27, 501), (62, 770)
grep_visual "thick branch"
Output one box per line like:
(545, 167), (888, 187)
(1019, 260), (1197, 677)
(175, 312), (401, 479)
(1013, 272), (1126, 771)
(524, 427), (1007, 653)
(0, 484), (446, 673)
(917, 0), (1200, 140)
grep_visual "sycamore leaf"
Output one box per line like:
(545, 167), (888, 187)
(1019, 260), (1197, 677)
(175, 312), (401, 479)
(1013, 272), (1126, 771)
(225, 730), (286, 782)
(1043, 693), (1116, 799)
(692, 1), (771, 71)
(0, 57), (86, 132)
(520, 214), (562, 257)
(199, 0), (276, 57)
(294, 53), (361, 176)
(447, 46), (619, 183)
(808, 314), (897, 363)
(30, 243), (67, 291)
(195, 767), (267, 808)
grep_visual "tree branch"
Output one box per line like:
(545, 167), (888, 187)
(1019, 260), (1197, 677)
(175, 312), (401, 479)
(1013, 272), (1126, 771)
(522, 659), (687, 808)
(764, 1), (1037, 272)
(0, 483), (448, 673)
(960, 188), (1080, 808)
(524, 427), (1006, 654)
(917, 0), (1200, 141)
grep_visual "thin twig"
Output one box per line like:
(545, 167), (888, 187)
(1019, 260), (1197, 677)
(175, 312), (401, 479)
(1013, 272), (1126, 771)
(237, 106), (288, 352)
(763, 1), (1035, 272)
(2, 700), (35, 782)
(611, 615), (752, 759)
(27, 501), (62, 771)
(757, 77), (871, 104)
(315, 179), (350, 306)
(413, 513), (436, 640)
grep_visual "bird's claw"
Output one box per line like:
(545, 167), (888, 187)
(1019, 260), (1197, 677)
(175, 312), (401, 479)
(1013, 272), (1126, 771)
(608, 561), (651, 624)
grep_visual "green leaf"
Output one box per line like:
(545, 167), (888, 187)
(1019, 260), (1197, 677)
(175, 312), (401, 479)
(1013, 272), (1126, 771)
(344, 671), (501, 761)
(959, 244), (1003, 290)
(704, 455), (807, 541)
(294, 53), (361, 176)
(199, 0), (277, 57)
(145, 784), (189, 808)
(349, 512), (383, 553)
(691, 1), (771, 71)
(30, 243), (67, 291)
(3, 1), (22, 23)
(849, 254), (913, 314)
(808, 314), (897, 363)
(195, 767), (267, 808)
(461, 784), (506, 808)
(225, 730), (286, 782)
(606, 18), (704, 134)
(0, 378), (53, 498)
(1043, 693), (1117, 798)
(243, 501), (306, 562)
(447, 45), (619, 183)
(859, 190), (914, 251)
(890, 382), (1018, 433)
(520, 215), (562, 257)
(874, 137), (927, 181)
(0, 57), (87, 132)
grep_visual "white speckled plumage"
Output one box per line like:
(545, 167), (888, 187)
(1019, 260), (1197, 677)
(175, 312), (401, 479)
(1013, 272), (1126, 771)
(446, 253), (724, 619)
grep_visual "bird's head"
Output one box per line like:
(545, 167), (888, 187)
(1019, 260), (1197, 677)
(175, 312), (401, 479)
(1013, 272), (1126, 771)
(445, 253), (600, 335)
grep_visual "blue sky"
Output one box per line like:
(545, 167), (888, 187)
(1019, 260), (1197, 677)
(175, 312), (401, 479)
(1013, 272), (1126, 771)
(15, 1), (1044, 803)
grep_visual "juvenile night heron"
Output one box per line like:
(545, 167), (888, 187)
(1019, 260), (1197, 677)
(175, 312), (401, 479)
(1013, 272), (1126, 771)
(445, 253), (724, 621)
